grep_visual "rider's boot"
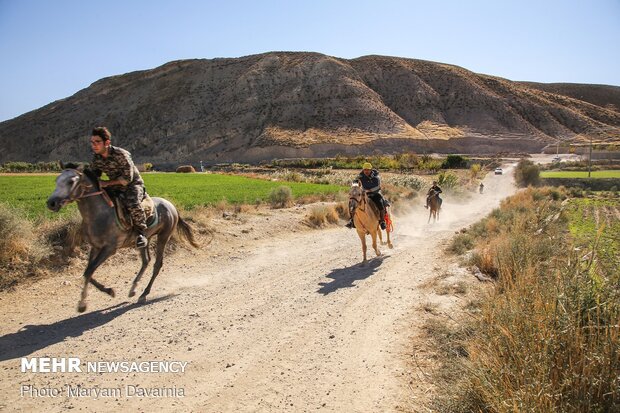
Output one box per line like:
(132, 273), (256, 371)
(345, 218), (355, 229)
(379, 209), (386, 230)
(135, 227), (148, 249)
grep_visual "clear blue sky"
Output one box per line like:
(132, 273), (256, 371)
(0, 0), (619, 122)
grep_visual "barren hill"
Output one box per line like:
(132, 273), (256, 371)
(1, 52), (619, 165)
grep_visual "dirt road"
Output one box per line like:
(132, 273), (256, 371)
(0, 166), (516, 412)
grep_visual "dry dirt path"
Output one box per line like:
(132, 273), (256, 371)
(0, 166), (516, 412)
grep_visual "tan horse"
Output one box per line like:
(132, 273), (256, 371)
(428, 190), (441, 223)
(349, 183), (393, 263)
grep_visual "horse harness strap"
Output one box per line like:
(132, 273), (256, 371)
(63, 171), (114, 208)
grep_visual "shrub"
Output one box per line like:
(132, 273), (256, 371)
(269, 186), (293, 208)
(514, 158), (540, 187)
(437, 171), (459, 190)
(306, 205), (339, 227)
(469, 163), (482, 180)
(449, 233), (475, 255)
(0, 204), (50, 289)
(442, 154), (468, 169)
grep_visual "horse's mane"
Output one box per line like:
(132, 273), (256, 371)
(82, 168), (101, 191)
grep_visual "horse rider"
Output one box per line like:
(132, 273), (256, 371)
(479, 182), (484, 194)
(346, 162), (387, 230)
(90, 126), (148, 249)
(425, 180), (443, 209)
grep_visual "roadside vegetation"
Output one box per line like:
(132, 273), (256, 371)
(434, 188), (619, 412)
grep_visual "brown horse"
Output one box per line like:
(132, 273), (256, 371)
(428, 190), (441, 223)
(349, 183), (393, 263)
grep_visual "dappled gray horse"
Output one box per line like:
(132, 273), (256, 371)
(47, 166), (199, 312)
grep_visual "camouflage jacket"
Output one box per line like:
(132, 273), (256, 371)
(91, 146), (144, 189)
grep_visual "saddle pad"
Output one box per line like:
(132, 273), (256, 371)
(113, 194), (157, 231)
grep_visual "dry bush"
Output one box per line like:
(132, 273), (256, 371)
(269, 186), (293, 208)
(39, 209), (84, 258)
(306, 205), (339, 228)
(334, 201), (349, 220)
(0, 204), (50, 289)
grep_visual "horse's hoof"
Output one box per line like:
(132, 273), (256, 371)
(138, 295), (147, 304)
(128, 290), (136, 298)
(77, 304), (87, 313)
(106, 288), (115, 298)
(388, 243), (394, 249)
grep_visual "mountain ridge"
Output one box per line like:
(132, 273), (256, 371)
(1, 52), (618, 165)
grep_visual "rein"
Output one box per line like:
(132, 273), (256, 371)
(349, 191), (372, 233)
(62, 171), (114, 208)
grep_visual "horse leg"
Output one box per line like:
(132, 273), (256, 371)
(386, 225), (393, 249)
(378, 225), (385, 245)
(78, 246), (115, 313)
(371, 230), (381, 257)
(138, 232), (170, 303)
(129, 246), (151, 297)
(357, 230), (367, 263)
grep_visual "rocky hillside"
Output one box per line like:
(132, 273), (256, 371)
(1, 52), (619, 165)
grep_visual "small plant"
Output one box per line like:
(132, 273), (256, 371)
(269, 186), (293, 208)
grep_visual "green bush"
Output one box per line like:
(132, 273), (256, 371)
(442, 154), (468, 169)
(514, 158), (541, 187)
(269, 186), (293, 208)
(437, 171), (459, 190)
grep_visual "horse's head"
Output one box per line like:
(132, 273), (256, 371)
(349, 181), (364, 205)
(46, 165), (98, 212)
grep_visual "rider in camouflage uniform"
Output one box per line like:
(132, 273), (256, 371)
(90, 127), (148, 248)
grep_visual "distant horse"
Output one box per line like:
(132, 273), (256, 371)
(428, 190), (441, 223)
(349, 183), (393, 263)
(47, 165), (199, 312)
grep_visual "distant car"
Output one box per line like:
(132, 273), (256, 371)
(494, 168), (503, 175)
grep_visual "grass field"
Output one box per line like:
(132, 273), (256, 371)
(540, 169), (620, 178)
(566, 197), (620, 264)
(0, 173), (346, 220)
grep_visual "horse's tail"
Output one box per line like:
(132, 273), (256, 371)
(177, 217), (201, 248)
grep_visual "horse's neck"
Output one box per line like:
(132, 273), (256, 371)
(76, 190), (115, 224)
(357, 194), (378, 222)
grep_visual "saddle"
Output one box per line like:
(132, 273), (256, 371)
(107, 191), (157, 231)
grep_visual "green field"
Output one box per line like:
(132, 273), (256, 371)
(566, 197), (620, 264)
(540, 170), (620, 178)
(0, 173), (346, 220)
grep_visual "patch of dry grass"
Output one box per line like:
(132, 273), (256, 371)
(432, 188), (620, 412)
(306, 205), (340, 228)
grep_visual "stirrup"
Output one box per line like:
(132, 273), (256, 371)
(380, 221), (386, 230)
(345, 220), (355, 229)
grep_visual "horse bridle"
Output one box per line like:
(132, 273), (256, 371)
(60, 170), (114, 208)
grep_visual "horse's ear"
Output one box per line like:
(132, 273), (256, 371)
(63, 162), (85, 171)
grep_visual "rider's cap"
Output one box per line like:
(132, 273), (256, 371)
(362, 162), (372, 170)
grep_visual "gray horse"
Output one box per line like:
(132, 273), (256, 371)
(47, 165), (199, 312)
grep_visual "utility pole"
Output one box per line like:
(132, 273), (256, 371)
(588, 133), (593, 178)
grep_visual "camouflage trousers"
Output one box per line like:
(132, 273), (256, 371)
(124, 184), (148, 232)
